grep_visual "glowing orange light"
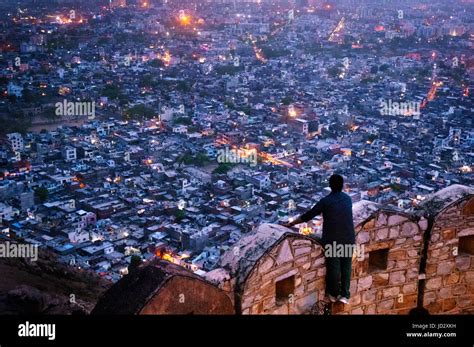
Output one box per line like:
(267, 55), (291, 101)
(179, 12), (191, 25)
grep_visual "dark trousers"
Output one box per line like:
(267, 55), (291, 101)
(325, 256), (352, 298)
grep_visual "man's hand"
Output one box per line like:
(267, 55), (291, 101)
(281, 217), (302, 228)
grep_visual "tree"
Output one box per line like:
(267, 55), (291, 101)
(174, 209), (185, 222)
(34, 186), (49, 203)
(281, 96), (293, 105)
(124, 104), (155, 120)
(327, 65), (343, 79)
(128, 255), (142, 274)
(101, 84), (122, 99)
(213, 163), (233, 174)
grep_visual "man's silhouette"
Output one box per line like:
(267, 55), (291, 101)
(283, 174), (355, 304)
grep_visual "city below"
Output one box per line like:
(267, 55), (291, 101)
(0, 0), (472, 319)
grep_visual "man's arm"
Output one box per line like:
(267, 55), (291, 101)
(282, 199), (324, 228)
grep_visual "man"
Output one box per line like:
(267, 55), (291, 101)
(282, 174), (354, 304)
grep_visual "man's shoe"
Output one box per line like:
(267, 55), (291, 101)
(338, 297), (349, 304)
(328, 295), (338, 303)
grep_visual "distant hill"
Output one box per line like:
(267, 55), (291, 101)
(0, 247), (111, 315)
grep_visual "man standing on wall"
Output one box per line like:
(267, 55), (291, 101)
(282, 174), (355, 304)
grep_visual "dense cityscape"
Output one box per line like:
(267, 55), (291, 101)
(0, 0), (472, 300)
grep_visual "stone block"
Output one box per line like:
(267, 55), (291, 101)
(388, 215), (408, 226)
(401, 222), (418, 237)
(455, 256), (471, 271)
(444, 272), (460, 286)
(382, 286), (400, 298)
(373, 273), (389, 287)
(378, 298), (394, 311)
(389, 271), (406, 285)
(357, 275), (373, 291)
(425, 276), (442, 290)
(402, 283), (417, 294)
(357, 231), (370, 244)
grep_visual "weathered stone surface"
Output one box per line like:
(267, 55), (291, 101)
(362, 289), (377, 304)
(349, 294), (361, 306)
(363, 218), (375, 230)
(292, 239), (312, 248)
(406, 267), (419, 280)
(295, 293), (317, 313)
(423, 291), (436, 306)
(366, 304), (376, 314)
(389, 250), (406, 261)
(373, 273), (389, 287)
(418, 217), (428, 231)
(294, 247), (312, 257)
(259, 257), (275, 274)
(444, 272), (460, 286)
(458, 228), (474, 237)
(462, 197), (474, 216)
(303, 270), (317, 283)
(351, 307), (364, 314)
(276, 239), (293, 265)
(376, 213), (388, 227)
(357, 231), (370, 244)
(425, 277), (442, 290)
(295, 255), (310, 266)
(465, 271), (474, 284)
(389, 227), (399, 239)
(439, 287), (452, 299)
(310, 248), (323, 259)
(453, 284), (467, 296)
(457, 295), (473, 308)
(312, 256), (325, 267)
(442, 229), (455, 240)
(378, 298), (394, 311)
(401, 222), (418, 237)
(455, 256), (471, 271)
(261, 262), (294, 282)
(430, 232), (440, 243)
(275, 269), (298, 283)
(402, 283), (417, 294)
(425, 263), (437, 275)
(389, 271), (406, 285)
(442, 298), (457, 311)
(388, 215), (408, 226)
(382, 287), (400, 298)
(357, 276), (373, 291)
(350, 280), (357, 294)
(375, 228), (389, 241)
(394, 294), (417, 309)
(317, 267), (326, 277)
(302, 262), (312, 270)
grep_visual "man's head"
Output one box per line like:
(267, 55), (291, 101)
(329, 174), (344, 192)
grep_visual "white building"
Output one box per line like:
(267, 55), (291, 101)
(62, 146), (77, 162)
(7, 133), (24, 152)
(172, 125), (188, 134)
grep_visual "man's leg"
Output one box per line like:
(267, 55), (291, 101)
(340, 256), (353, 299)
(325, 256), (341, 298)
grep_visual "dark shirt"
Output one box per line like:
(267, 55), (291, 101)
(300, 191), (355, 245)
